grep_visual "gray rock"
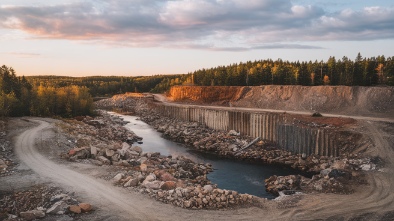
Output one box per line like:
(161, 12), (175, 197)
(227, 130), (239, 136)
(97, 156), (110, 165)
(124, 178), (139, 187)
(20, 210), (45, 221)
(143, 181), (162, 190)
(50, 194), (70, 203)
(129, 150), (140, 156)
(106, 149), (115, 157)
(131, 146), (143, 153)
(143, 173), (156, 184)
(203, 185), (213, 192)
(112, 173), (124, 183)
(90, 146), (97, 155)
(320, 168), (332, 177)
(46, 201), (68, 215)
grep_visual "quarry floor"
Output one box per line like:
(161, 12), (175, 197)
(1, 113), (393, 220)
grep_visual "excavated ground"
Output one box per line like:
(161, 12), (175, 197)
(168, 85), (394, 118)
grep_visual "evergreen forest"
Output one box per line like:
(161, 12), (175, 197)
(1, 53), (393, 117)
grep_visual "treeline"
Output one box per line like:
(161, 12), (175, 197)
(0, 65), (93, 117)
(27, 74), (186, 96)
(187, 54), (394, 87)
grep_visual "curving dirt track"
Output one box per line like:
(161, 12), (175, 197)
(278, 121), (394, 220)
(13, 117), (394, 220)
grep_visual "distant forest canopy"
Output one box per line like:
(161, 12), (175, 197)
(1, 53), (393, 117)
(186, 53), (394, 87)
(22, 53), (394, 98)
(26, 74), (189, 96)
(0, 65), (93, 117)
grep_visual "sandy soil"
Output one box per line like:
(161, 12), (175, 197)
(0, 115), (391, 221)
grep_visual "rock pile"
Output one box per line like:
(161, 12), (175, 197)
(0, 120), (14, 177)
(265, 168), (356, 196)
(0, 186), (92, 221)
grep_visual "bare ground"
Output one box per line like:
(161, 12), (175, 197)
(0, 114), (392, 220)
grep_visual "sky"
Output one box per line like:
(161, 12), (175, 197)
(0, 0), (393, 77)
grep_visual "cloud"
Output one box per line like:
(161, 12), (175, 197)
(0, 0), (393, 51)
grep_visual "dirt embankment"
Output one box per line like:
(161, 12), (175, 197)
(168, 86), (394, 118)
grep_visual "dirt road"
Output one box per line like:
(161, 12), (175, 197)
(15, 119), (157, 221)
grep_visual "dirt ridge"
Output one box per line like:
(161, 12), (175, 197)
(168, 86), (394, 118)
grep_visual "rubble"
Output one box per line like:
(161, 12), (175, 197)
(0, 186), (93, 220)
(0, 120), (15, 177)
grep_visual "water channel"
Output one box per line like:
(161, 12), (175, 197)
(113, 113), (301, 199)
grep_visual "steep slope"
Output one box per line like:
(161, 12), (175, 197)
(167, 86), (394, 118)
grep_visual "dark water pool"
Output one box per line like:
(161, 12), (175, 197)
(113, 113), (300, 199)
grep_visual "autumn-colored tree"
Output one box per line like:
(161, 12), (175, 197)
(323, 75), (330, 85)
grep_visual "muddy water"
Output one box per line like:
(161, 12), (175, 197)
(115, 113), (300, 199)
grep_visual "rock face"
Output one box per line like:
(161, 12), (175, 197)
(167, 86), (394, 118)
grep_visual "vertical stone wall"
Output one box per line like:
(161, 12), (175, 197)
(155, 104), (338, 157)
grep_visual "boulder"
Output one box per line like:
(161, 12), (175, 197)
(140, 164), (148, 172)
(124, 178), (139, 187)
(50, 194), (70, 203)
(69, 149), (77, 156)
(106, 149), (115, 157)
(90, 146), (97, 155)
(160, 172), (176, 181)
(143, 174), (156, 184)
(98, 156), (110, 165)
(79, 203), (92, 212)
(143, 181), (162, 190)
(122, 142), (131, 150)
(112, 173), (124, 184)
(160, 181), (177, 190)
(68, 205), (81, 214)
(227, 130), (239, 136)
(20, 210), (45, 221)
(46, 201), (68, 215)
(203, 185), (213, 192)
(131, 146), (143, 154)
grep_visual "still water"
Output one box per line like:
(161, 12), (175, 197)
(113, 113), (300, 199)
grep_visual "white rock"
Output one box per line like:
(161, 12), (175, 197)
(143, 173), (156, 184)
(203, 185), (213, 192)
(46, 201), (68, 215)
(90, 146), (97, 155)
(112, 173), (124, 183)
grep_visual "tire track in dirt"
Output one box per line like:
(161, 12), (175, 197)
(14, 119), (156, 221)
